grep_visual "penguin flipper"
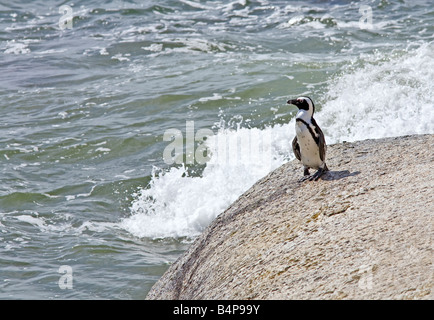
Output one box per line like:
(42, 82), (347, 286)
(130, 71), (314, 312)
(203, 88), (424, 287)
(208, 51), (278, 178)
(292, 136), (302, 161)
(311, 118), (327, 162)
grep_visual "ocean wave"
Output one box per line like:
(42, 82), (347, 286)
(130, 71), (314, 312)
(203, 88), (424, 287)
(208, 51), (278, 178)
(120, 123), (291, 239)
(121, 41), (434, 239)
(319, 41), (434, 143)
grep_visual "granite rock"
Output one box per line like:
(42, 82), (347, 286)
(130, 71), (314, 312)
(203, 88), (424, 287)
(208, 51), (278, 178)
(147, 134), (433, 300)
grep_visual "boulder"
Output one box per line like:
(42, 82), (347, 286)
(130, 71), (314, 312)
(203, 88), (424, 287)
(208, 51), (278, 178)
(147, 134), (433, 299)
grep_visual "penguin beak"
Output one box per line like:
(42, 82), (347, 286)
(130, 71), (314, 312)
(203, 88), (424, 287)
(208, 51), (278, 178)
(287, 99), (298, 106)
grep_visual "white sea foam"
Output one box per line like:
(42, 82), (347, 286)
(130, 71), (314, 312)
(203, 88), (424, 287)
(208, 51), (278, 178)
(121, 42), (434, 239)
(120, 124), (292, 239)
(318, 42), (434, 143)
(0, 213), (118, 244)
(15, 214), (74, 234)
(179, 0), (214, 10)
(199, 93), (223, 102)
(3, 40), (31, 54)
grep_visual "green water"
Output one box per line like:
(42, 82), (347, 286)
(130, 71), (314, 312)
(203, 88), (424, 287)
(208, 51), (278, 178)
(0, 0), (433, 299)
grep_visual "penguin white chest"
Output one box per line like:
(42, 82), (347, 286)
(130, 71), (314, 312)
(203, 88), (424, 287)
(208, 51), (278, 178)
(296, 122), (322, 169)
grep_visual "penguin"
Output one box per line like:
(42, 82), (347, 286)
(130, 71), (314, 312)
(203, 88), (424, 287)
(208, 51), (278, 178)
(287, 96), (329, 181)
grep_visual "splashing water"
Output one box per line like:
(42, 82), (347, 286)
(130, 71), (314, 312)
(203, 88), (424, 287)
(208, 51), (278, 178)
(318, 42), (434, 143)
(121, 42), (433, 239)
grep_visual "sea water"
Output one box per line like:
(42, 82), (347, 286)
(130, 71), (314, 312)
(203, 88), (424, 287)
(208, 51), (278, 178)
(0, 0), (433, 299)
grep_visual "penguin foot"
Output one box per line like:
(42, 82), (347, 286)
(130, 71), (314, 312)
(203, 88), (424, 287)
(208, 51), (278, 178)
(298, 176), (311, 182)
(298, 166), (328, 182)
(310, 168), (326, 181)
(298, 168), (311, 182)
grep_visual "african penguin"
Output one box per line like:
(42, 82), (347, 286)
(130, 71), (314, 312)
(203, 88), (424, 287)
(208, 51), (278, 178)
(287, 96), (329, 181)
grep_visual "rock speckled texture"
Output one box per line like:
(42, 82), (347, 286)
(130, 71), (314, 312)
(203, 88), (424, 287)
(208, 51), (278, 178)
(147, 134), (433, 300)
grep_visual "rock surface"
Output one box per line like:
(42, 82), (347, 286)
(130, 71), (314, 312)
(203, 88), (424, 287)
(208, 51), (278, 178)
(147, 134), (433, 300)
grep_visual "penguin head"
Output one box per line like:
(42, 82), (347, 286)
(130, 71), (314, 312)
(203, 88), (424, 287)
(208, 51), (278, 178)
(287, 97), (315, 116)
